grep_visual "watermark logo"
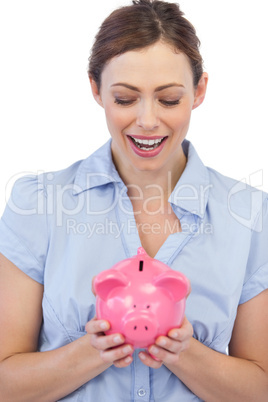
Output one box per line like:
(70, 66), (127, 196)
(227, 170), (264, 231)
(3, 169), (266, 233)
(66, 217), (213, 238)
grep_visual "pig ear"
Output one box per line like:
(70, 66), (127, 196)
(94, 269), (129, 301)
(153, 271), (190, 302)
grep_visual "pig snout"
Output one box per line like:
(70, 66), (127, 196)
(123, 311), (158, 344)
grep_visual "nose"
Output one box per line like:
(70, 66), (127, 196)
(136, 100), (160, 131)
(123, 314), (158, 343)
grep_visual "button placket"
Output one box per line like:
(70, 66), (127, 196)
(133, 350), (150, 401)
(137, 388), (146, 397)
(115, 189), (141, 258)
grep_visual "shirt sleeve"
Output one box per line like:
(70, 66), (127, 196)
(239, 195), (268, 304)
(0, 174), (48, 284)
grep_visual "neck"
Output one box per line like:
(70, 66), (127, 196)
(112, 145), (187, 202)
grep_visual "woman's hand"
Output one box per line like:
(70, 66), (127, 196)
(138, 316), (193, 369)
(85, 317), (134, 368)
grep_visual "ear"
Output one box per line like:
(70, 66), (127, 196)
(153, 271), (190, 302)
(89, 75), (104, 108)
(94, 269), (129, 301)
(192, 72), (208, 110)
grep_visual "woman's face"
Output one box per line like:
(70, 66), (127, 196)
(90, 41), (207, 176)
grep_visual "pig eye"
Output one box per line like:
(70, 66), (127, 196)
(146, 305), (150, 309)
(133, 305), (136, 308)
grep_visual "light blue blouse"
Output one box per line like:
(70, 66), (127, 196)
(0, 139), (267, 402)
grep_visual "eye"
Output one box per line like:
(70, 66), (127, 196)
(146, 305), (150, 309)
(114, 98), (135, 106)
(159, 99), (181, 107)
(133, 304), (136, 308)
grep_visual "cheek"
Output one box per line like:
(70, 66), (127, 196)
(168, 109), (191, 133)
(105, 107), (132, 134)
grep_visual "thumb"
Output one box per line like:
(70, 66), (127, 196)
(92, 275), (96, 296)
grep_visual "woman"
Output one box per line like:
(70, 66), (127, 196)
(0, 0), (267, 401)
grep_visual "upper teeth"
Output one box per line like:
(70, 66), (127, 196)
(131, 137), (163, 145)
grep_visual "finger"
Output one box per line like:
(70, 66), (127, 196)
(155, 336), (180, 353)
(155, 335), (188, 355)
(91, 276), (96, 296)
(85, 318), (110, 334)
(168, 316), (193, 342)
(186, 282), (192, 298)
(147, 343), (182, 365)
(138, 351), (162, 369)
(113, 355), (133, 368)
(90, 332), (125, 351)
(100, 343), (134, 364)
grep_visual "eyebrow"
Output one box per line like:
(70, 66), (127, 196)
(111, 82), (185, 92)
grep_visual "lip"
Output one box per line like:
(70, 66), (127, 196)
(127, 135), (168, 158)
(127, 135), (166, 140)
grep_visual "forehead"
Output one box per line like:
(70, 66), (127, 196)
(101, 41), (194, 90)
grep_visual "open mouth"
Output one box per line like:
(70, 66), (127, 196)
(128, 136), (167, 151)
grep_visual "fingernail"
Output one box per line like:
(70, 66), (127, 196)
(113, 335), (122, 344)
(158, 339), (166, 347)
(172, 332), (179, 339)
(100, 322), (109, 330)
(139, 352), (145, 360)
(125, 356), (132, 364)
(150, 346), (159, 355)
(123, 345), (132, 354)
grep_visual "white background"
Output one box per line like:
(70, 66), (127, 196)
(0, 0), (267, 214)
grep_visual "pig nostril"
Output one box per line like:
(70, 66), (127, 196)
(145, 326), (148, 331)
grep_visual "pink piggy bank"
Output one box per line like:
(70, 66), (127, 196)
(94, 247), (190, 349)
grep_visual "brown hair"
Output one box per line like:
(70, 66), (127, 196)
(88, 0), (203, 91)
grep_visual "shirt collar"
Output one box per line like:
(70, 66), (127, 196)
(169, 140), (210, 218)
(73, 138), (210, 218)
(73, 139), (125, 195)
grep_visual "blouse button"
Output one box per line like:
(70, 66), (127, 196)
(137, 388), (146, 397)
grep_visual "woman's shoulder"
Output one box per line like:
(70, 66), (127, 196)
(18, 140), (113, 193)
(7, 159), (84, 208)
(206, 165), (268, 230)
(185, 140), (268, 225)
(207, 165), (267, 201)
(8, 141), (113, 213)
